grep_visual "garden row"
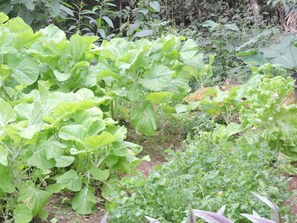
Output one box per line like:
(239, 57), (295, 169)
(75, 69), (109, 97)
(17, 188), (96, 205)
(1, 12), (297, 223)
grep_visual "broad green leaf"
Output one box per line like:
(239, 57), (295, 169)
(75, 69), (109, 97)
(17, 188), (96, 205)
(201, 20), (219, 31)
(39, 24), (66, 43)
(56, 170), (82, 192)
(225, 122), (243, 138)
(112, 142), (129, 157)
(0, 165), (15, 193)
(224, 23), (239, 31)
(55, 156), (75, 168)
(70, 34), (98, 60)
(53, 70), (71, 82)
(27, 141), (65, 170)
(23, 0), (35, 10)
(59, 124), (88, 142)
(70, 61), (90, 77)
(19, 102), (44, 139)
(180, 39), (199, 62)
(162, 36), (176, 53)
(0, 145), (8, 166)
(149, 1), (161, 12)
(101, 179), (119, 201)
(104, 155), (119, 167)
(84, 131), (117, 148)
(11, 57), (40, 85)
(0, 12), (8, 24)
(145, 91), (174, 104)
(75, 88), (95, 100)
(46, 183), (63, 193)
(18, 184), (52, 216)
(139, 65), (172, 91)
(130, 101), (157, 136)
(90, 167), (110, 181)
(14, 204), (33, 223)
(48, 0), (61, 17)
(72, 187), (97, 215)
(261, 35), (297, 69)
(0, 98), (16, 125)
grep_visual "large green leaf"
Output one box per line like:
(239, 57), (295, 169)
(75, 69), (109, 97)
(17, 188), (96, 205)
(0, 165), (15, 193)
(0, 145), (8, 166)
(90, 167), (110, 181)
(0, 12), (8, 24)
(261, 35), (297, 69)
(130, 101), (157, 136)
(11, 56), (40, 85)
(72, 187), (97, 215)
(70, 34), (98, 60)
(14, 204), (33, 223)
(56, 170), (82, 192)
(0, 98), (16, 125)
(59, 124), (88, 142)
(18, 183), (52, 216)
(84, 131), (117, 149)
(145, 91), (174, 104)
(139, 65), (172, 91)
(26, 141), (65, 170)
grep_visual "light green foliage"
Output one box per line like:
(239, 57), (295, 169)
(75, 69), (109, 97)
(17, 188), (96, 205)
(107, 133), (293, 222)
(0, 14), (144, 222)
(92, 35), (211, 135)
(240, 74), (297, 158)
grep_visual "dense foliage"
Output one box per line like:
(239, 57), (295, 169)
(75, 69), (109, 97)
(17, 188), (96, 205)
(107, 74), (296, 223)
(1, 0), (297, 222)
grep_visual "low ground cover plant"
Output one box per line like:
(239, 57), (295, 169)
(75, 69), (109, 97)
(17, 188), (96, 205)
(107, 132), (294, 222)
(107, 72), (297, 223)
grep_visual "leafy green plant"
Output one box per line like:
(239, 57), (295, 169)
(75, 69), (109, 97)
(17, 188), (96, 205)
(0, 13), (144, 222)
(261, 35), (297, 69)
(240, 74), (297, 158)
(107, 132), (293, 222)
(58, 0), (116, 38)
(90, 35), (212, 135)
(0, 0), (68, 30)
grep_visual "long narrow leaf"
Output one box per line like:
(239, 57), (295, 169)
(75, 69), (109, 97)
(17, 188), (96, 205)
(187, 204), (197, 223)
(241, 214), (276, 223)
(193, 210), (233, 223)
(145, 216), (160, 223)
(101, 213), (108, 223)
(217, 206), (226, 215)
(251, 192), (280, 223)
